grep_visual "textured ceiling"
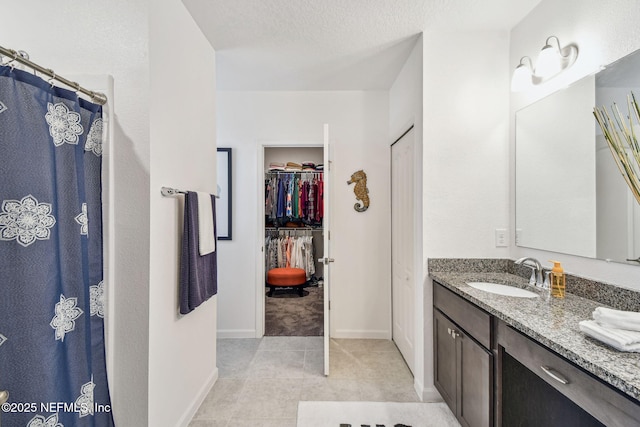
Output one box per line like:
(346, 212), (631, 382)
(183, 0), (541, 90)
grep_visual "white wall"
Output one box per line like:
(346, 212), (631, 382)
(422, 30), (512, 398)
(389, 37), (426, 398)
(148, 1), (218, 426)
(216, 91), (391, 339)
(3, 1), (151, 425)
(511, 0), (640, 290)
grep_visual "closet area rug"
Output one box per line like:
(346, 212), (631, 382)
(265, 286), (324, 336)
(297, 401), (460, 427)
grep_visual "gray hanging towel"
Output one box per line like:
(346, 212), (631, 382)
(180, 191), (218, 314)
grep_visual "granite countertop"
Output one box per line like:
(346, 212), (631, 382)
(430, 271), (640, 402)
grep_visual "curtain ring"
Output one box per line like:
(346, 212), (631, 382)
(71, 81), (81, 96)
(47, 69), (56, 88)
(7, 51), (19, 71)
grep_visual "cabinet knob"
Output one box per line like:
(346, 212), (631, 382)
(447, 328), (461, 339)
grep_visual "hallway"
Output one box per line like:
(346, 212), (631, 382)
(189, 337), (418, 426)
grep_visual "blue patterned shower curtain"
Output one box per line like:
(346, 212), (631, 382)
(0, 65), (114, 426)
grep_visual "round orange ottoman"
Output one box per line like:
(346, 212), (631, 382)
(267, 267), (306, 297)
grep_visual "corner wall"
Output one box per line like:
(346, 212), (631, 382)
(510, 0), (640, 290)
(422, 30), (511, 398)
(149, 1), (218, 426)
(389, 36), (426, 398)
(216, 91), (391, 339)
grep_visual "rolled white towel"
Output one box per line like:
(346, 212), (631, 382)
(579, 320), (640, 352)
(593, 307), (640, 332)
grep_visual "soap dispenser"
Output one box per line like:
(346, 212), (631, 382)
(549, 260), (566, 298)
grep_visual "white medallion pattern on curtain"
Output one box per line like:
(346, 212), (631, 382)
(0, 100), (7, 114)
(0, 333), (6, 347)
(75, 378), (95, 418)
(45, 102), (84, 146)
(90, 281), (105, 318)
(85, 118), (103, 156)
(50, 294), (84, 342)
(27, 413), (64, 427)
(0, 194), (56, 247)
(75, 202), (88, 236)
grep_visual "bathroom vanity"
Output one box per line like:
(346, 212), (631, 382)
(431, 266), (640, 427)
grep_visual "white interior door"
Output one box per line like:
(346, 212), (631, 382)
(391, 128), (415, 373)
(321, 124), (332, 376)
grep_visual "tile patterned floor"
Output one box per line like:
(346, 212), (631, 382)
(189, 337), (420, 427)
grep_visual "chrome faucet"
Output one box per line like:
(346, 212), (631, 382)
(515, 257), (544, 288)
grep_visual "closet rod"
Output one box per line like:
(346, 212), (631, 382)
(0, 45), (108, 105)
(265, 226), (322, 231)
(266, 170), (323, 175)
(161, 186), (220, 198)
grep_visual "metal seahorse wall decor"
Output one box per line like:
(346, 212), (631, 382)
(347, 170), (370, 212)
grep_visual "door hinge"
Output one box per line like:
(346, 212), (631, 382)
(329, 301), (331, 310)
(328, 230), (331, 240)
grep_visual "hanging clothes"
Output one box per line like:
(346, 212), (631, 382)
(265, 233), (316, 279)
(265, 171), (323, 226)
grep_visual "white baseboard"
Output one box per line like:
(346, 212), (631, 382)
(178, 367), (218, 427)
(217, 329), (257, 339)
(332, 329), (390, 339)
(413, 378), (424, 401)
(421, 385), (443, 403)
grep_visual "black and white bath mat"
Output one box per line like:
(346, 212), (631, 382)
(296, 401), (460, 427)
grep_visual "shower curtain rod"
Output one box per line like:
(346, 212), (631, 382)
(0, 45), (108, 105)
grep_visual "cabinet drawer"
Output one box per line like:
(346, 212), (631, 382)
(434, 281), (491, 349)
(498, 321), (640, 427)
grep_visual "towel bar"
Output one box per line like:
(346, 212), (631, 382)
(161, 186), (219, 198)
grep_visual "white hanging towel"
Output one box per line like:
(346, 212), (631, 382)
(197, 191), (216, 255)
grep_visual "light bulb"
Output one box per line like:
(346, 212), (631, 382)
(535, 44), (562, 77)
(511, 63), (532, 92)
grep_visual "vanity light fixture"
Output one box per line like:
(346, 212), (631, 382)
(511, 57), (534, 92)
(511, 35), (579, 92)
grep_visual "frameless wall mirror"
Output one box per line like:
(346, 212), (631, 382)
(516, 48), (640, 265)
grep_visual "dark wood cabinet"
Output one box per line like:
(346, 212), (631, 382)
(434, 282), (493, 427)
(433, 278), (640, 427)
(497, 320), (640, 427)
(434, 310), (457, 411)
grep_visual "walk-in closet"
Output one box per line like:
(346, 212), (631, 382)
(263, 147), (324, 336)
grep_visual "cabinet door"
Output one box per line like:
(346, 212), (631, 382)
(434, 310), (457, 413)
(459, 332), (493, 427)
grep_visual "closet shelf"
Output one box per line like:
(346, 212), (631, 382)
(265, 226), (322, 231)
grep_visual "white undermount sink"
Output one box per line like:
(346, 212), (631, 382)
(466, 282), (539, 298)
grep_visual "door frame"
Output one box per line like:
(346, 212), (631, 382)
(255, 140), (324, 337)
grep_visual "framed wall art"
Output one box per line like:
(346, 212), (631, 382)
(216, 147), (232, 240)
